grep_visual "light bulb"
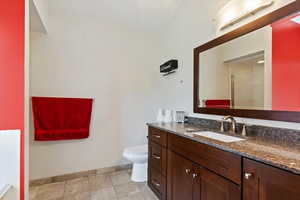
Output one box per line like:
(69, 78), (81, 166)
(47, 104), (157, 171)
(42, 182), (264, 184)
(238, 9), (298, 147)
(244, 0), (263, 12)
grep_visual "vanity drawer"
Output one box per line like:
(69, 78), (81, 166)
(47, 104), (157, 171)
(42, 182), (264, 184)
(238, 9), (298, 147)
(168, 133), (241, 184)
(149, 167), (167, 199)
(149, 127), (167, 147)
(149, 142), (167, 176)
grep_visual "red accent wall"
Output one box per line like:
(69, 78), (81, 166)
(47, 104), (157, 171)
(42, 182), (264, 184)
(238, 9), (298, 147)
(0, 1), (25, 199)
(272, 13), (300, 111)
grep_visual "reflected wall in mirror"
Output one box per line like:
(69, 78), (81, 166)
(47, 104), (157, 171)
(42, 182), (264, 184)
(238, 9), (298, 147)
(198, 11), (300, 112)
(194, 1), (300, 122)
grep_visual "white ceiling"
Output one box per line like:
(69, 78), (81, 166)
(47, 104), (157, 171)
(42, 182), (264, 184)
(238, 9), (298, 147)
(47, 0), (230, 31)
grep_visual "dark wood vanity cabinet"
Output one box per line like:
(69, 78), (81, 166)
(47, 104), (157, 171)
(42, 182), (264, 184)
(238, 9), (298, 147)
(148, 127), (300, 200)
(168, 132), (242, 184)
(195, 167), (241, 200)
(243, 158), (300, 200)
(167, 150), (241, 200)
(148, 127), (167, 200)
(167, 151), (195, 200)
(148, 127), (241, 200)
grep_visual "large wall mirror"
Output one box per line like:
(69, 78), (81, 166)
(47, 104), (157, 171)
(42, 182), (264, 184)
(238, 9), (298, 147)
(194, 1), (300, 122)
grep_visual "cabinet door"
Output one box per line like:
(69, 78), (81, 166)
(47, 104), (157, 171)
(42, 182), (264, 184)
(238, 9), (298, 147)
(244, 158), (300, 200)
(167, 151), (194, 200)
(193, 167), (241, 200)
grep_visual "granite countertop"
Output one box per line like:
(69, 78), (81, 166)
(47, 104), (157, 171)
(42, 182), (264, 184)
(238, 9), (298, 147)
(147, 122), (300, 175)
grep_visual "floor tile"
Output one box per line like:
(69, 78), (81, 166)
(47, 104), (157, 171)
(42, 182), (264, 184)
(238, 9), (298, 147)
(137, 183), (159, 200)
(30, 173), (158, 200)
(64, 191), (91, 200)
(33, 182), (65, 200)
(29, 186), (39, 200)
(89, 174), (113, 190)
(64, 177), (90, 196)
(117, 192), (145, 200)
(91, 187), (117, 200)
(114, 182), (140, 198)
(110, 171), (131, 186)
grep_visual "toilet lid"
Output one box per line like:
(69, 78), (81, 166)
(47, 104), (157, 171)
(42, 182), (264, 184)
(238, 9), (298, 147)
(124, 145), (148, 155)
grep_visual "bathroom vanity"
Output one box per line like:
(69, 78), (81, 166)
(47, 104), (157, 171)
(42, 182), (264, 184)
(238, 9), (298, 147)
(147, 122), (300, 200)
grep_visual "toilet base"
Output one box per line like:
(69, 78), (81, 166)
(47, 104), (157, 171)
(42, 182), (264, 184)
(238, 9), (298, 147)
(131, 163), (148, 182)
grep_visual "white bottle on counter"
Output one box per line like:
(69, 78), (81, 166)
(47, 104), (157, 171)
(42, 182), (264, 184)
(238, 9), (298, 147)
(164, 110), (173, 123)
(156, 108), (164, 122)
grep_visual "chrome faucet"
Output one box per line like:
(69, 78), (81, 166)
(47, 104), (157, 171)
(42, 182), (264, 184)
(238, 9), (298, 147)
(222, 116), (237, 133)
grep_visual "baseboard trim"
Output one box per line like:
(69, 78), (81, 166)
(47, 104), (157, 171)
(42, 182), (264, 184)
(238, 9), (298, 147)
(29, 164), (132, 187)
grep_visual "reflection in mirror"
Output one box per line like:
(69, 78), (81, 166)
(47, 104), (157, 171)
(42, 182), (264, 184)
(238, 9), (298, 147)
(199, 12), (300, 112)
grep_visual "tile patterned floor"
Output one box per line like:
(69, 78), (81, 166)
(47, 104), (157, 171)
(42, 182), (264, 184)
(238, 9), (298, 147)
(30, 170), (158, 200)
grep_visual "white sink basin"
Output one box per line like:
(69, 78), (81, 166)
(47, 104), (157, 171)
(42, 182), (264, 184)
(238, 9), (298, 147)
(192, 131), (245, 143)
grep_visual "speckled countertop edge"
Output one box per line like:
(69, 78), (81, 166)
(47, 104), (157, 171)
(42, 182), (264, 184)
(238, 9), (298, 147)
(147, 122), (300, 175)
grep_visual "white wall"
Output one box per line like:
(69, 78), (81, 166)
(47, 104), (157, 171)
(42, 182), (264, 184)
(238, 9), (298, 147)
(155, 1), (218, 112)
(29, 2), (162, 180)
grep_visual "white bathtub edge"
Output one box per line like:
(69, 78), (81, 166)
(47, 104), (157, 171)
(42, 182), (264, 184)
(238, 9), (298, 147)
(0, 185), (12, 199)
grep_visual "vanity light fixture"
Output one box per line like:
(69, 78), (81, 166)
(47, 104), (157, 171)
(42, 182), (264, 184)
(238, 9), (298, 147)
(220, 0), (274, 30)
(257, 60), (265, 64)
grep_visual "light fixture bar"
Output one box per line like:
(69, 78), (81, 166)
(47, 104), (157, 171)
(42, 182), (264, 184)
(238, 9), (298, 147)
(257, 60), (265, 64)
(220, 0), (274, 30)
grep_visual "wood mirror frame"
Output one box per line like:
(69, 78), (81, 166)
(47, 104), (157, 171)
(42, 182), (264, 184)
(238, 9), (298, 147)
(194, 0), (300, 123)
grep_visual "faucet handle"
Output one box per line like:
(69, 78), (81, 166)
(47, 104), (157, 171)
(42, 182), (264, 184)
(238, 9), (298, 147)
(242, 124), (247, 136)
(220, 121), (224, 132)
(223, 115), (234, 120)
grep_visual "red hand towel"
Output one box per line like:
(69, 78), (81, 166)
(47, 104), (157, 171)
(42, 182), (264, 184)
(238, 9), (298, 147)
(32, 97), (93, 141)
(205, 100), (231, 108)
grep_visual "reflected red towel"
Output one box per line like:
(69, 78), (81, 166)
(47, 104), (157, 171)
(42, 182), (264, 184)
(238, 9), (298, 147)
(205, 100), (230, 108)
(32, 97), (93, 141)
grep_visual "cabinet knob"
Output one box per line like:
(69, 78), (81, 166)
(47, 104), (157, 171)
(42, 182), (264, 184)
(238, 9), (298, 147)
(185, 169), (191, 174)
(192, 173), (198, 179)
(244, 173), (253, 180)
(152, 180), (161, 187)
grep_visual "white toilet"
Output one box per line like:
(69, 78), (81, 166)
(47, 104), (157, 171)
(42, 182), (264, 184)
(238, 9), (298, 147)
(123, 145), (148, 182)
